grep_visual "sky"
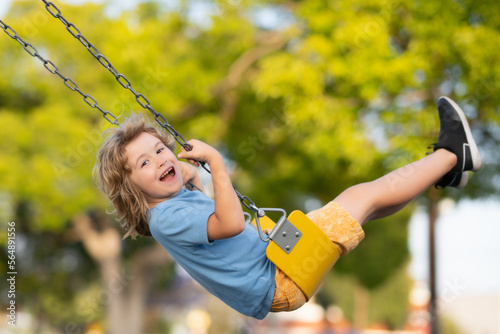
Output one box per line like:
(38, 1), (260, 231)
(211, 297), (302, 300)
(2, 0), (500, 298)
(0, 0), (163, 18)
(409, 198), (500, 297)
(0, 1), (11, 17)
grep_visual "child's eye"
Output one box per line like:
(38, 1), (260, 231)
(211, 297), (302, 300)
(157, 148), (164, 154)
(141, 160), (149, 167)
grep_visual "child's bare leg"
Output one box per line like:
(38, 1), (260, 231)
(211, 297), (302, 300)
(334, 149), (457, 225)
(304, 98), (480, 259)
(333, 97), (482, 227)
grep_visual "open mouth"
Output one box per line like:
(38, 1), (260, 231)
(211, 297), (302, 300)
(159, 166), (176, 182)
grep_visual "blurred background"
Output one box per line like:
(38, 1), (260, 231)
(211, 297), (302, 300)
(0, 0), (499, 333)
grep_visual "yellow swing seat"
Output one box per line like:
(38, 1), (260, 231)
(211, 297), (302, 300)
(253, 210), (340, 301)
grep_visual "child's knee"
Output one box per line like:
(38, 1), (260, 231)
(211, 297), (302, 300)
(334, 183), (376, 224)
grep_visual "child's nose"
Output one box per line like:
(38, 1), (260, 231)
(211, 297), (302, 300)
(156, 156), (168, 167)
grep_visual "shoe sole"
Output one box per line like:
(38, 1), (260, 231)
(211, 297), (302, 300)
(438, 96), (482, 172)
(456, 172), (469, 189)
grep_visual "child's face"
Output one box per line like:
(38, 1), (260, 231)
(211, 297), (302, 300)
(125, 132), (184, 207)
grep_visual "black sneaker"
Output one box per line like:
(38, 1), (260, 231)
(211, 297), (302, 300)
(435, 171), (469, 189)
(433, 96), (482, 188)
(434, 96), (482, 173)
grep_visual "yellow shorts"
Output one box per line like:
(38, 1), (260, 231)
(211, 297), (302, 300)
(270, 201), (365, 312)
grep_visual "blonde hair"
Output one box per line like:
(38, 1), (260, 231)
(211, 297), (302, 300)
(93, 113), (176, 239)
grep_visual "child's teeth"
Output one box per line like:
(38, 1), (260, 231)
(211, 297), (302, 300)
(161, 167), (173, 180)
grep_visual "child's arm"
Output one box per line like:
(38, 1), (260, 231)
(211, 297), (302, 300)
(178, 139), (245, 240)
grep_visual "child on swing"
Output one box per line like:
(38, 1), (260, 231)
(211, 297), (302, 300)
(93, 96), (481, 319)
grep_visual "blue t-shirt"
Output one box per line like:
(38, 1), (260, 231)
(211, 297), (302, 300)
(149, 188), (276, 319)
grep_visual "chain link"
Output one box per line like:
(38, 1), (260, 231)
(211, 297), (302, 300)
(1, 18), (204, 192)
(0, 19), (120, 126)
(4, 2), (271, 217)
(40, 0), (195, 147)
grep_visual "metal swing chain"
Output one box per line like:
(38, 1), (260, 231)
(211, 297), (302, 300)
(0, 19), (205, 192)
(0, 20), (119, 126)
(39, 0), (193, 152)
(4, 2), (272, 218)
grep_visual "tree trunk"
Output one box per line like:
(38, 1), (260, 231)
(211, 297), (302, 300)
(100, 258), (127, 334)
(428, 188), (440, 334)
(73, 214), (125, 334)
(73, 214), (171, 334)
(353, 284), (370, 329)
(128, 243), (171, 334)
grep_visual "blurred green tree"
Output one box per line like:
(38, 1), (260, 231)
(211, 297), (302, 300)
(231, 0), (499, 327)
(1, 0), (499, 332)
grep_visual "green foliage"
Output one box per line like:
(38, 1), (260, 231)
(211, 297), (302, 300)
(1, 0), (499, 330)
(335, 207), (411, 289)
(440, 316), (467, 334)
(316, 264), (413, 328)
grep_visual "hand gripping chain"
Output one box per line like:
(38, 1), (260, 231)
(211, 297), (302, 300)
(2, 3), (284, 228)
